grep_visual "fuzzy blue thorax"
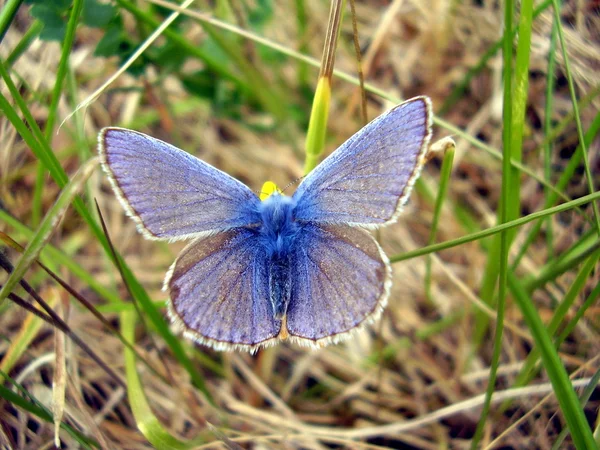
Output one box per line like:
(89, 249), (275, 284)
(257, 192), (300, 319)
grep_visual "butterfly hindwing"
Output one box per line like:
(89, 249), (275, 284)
(286, 223), (391, 345)
(165, 228), (282, 351)
(293, 97), (432, 227)
(99, 128), (261, 241)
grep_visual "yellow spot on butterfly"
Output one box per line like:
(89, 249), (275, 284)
(260, 181), (282, 201)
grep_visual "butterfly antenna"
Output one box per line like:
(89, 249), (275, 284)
(281, 176), (306, 194)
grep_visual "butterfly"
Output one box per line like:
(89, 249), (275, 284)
(98, 96), (432, 352)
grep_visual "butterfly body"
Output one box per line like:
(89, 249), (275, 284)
(258, 192), (299, 319)
(99, 96), (433, 351)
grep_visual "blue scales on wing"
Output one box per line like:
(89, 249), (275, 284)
(165, 228), (282, 350)
(99, 128), (262, 240)
(293, 97), (432, 227)
(286, 223), (391, 345)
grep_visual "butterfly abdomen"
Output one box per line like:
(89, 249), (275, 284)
(258, 192), (301, 318)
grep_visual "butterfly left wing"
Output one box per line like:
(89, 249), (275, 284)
(165, 228), (282, 351)
(99, 128), (261, 241)
(293, 97), (432, 227)
(285, 223), (391, 346)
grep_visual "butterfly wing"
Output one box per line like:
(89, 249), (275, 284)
(165, 228), (282, 351)
(99, 128), (261, 241)
(285, 223), (391, 345)
(293, 97), (432, 227)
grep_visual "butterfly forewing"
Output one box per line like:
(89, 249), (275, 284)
(286, 224), (391, 345)
(99, 128), (262, 240)
(166, 229), (282, 351)
(293, 97), (432, 227)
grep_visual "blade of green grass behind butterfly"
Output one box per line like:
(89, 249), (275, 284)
(121, 310), (209, 450)
(32, 0), (83, 227)
(473, 0), (535, 351)
(425, 142), (455, 303)
(0, 158), (97, 305)
(508, 273), (596, 449)
(390, 190), (600, 262)
(499, 249), (600, 414)
(303, 0), (343, 175)
(512, 110), (600, 270)
(470, 0), (526, 444)
(552, 0), (600, 236)
(0, 0), (21, 43)
(543, 5), (560, 257)
(551, 366), (600, 449)
(0, 374), (99, 449)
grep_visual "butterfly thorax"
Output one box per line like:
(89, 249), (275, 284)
(258, 193), (300, 319)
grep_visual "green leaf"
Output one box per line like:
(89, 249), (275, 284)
(30, 4), (67, 42)
(148, 41), (187, 71)
(248, 0), (274, 29)
(94, 22), (123, 56)
(82, 0), (116, 28)
(181, 70), (217, 99)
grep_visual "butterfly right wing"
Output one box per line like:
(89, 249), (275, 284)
(165, 228), (282, 351)
(285, 223), (391, 346)
(99, 128), (262, 241)
(292, 97), (432, 227)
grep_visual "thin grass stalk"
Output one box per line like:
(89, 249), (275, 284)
(0, 0), (22, 43)
(303, 0), (342, 174)
(551, 0), (600, 235)
(543, 5), (560, 257)
(508, 273), (596, 449)
(471, 0), (525, 444)
(5, 20), (42, 66)
(511, 110), (600, 269)
(425, 146), (455, 302)
(473, 0), (535, 348)
(390, 190), (600, 262)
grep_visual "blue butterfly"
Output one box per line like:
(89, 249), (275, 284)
(99, 97), (432, 352)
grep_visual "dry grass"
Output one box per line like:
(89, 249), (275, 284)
(1, 0), (599, 448)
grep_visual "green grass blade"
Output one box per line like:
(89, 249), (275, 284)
(0, 158), (98, 305)
(552, 0), (600, 236)
(0, 214), (123, 304)
(0, 377), (98, 448)
(501, 249), (600, 413)
(471, 0), (527, 443)
(552, 367), (600, 449)
(543, 5), (560, 257)
(5, 20), (42, 66)
(508, 273), (596, 449)
(425, 142), (455, 301)
(0, 0), (22, 43)
(121, 310), (208, 449)
(512, 109), (600, 269)
(45, 0), (83, 136)
(473, 0), (535, 349)
(304, 77), (331, 174)
(390, 190), (600, 262)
